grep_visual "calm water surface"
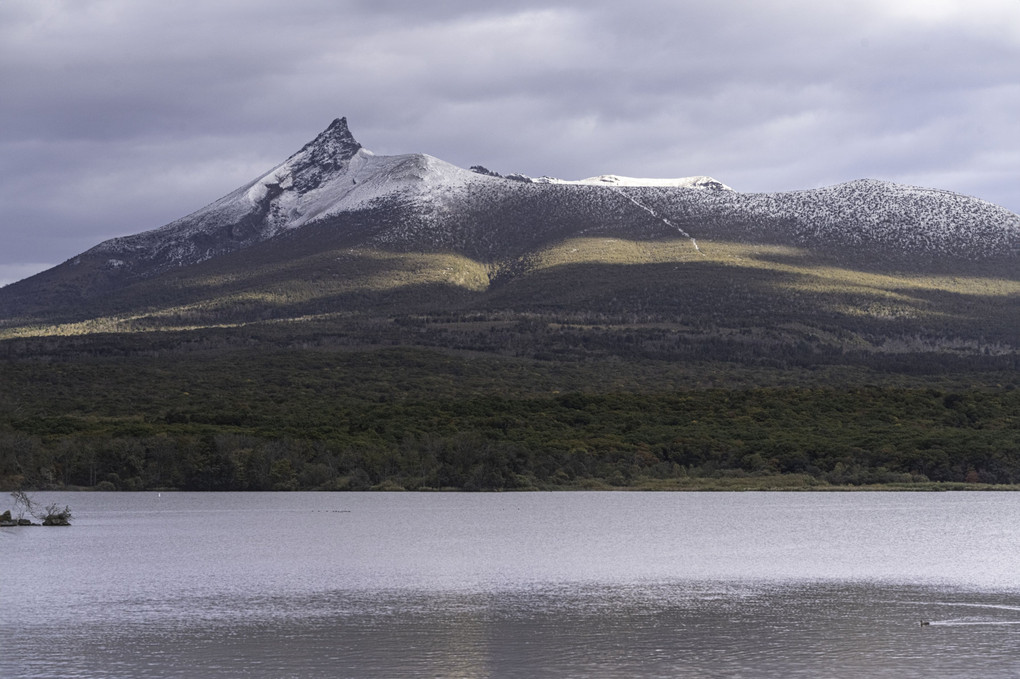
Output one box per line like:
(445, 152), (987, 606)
(2, 492), (1019, 677)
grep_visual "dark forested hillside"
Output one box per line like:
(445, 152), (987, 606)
(2, 316), (1017, 491)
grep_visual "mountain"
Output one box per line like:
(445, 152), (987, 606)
(1, 117), (1017, 345)
(3, 118), (1019, 492)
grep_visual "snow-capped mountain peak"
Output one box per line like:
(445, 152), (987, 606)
(283, 116), (364, 194)
(67, 116), (1020, 286)
(248, 116), (365, 203)
(296, 117), (363, 163)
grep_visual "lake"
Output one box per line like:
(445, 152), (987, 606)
(2, 491), (1019, 678)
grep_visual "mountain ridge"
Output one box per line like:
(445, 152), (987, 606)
(1, 117), (1018, 325)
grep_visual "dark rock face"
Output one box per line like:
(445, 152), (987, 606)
(290, 117), (363, 193)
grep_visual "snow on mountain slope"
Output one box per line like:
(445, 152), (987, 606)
(764, 179), (1020, 256)
(86, 118), (502, 275)
(625, 178), (1020, 261)
(534, 174), (731, 190)
(47, 116), (1020, 284)
(2, 116), (1018, 324)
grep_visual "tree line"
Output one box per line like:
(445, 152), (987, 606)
(3, 385), (1017, 491)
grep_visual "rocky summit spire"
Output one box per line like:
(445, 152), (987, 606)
(299, 117), (362, 165)
(288, 117), (363, 193)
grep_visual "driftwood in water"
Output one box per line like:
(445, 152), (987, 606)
(1, 491), (72, 526)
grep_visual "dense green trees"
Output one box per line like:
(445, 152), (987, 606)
(1, 342), (1017, 490)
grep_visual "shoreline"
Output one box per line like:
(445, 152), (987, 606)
(7, 477), (1020, 493)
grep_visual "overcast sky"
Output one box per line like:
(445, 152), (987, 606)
(3, 0), (1019, 286)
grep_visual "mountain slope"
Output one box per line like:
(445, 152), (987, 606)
(1, 117), (1018, 328)
(2, 119), (1019, 492)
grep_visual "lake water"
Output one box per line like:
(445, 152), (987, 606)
(2, 492), (1019, 678)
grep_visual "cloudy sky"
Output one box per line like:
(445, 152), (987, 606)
(2, 0), (1019, 286)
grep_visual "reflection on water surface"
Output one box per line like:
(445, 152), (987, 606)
(2, 492), (1019, 677)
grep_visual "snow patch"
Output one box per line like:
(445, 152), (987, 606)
(610, 188), (704, 255)
(534, 174), (732, 190)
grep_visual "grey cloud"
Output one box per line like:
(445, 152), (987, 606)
(2, 0), (1018, 282)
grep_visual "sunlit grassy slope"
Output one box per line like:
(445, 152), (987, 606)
(3, 236), (1015, 366)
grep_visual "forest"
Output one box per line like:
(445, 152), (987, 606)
(2, 327), (1017, 491)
